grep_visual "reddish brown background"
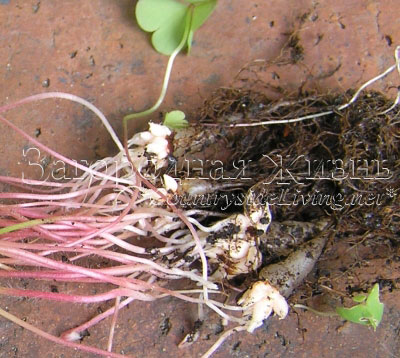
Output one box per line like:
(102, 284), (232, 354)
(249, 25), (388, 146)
(0, 1), (399, 357)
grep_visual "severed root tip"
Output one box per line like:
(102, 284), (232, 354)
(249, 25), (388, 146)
(259, 231), (330, 298)
(61, 331), (81, 342)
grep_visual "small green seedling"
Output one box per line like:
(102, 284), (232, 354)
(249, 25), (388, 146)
(136, 0), (217, 55)
(163, 110), (189, 130)
(336, 283), (384, 331)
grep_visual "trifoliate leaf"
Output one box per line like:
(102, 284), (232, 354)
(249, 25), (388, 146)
(135, 0), (217, 55)
(336, 284), (383, 331)
(163, 110), (189, 129)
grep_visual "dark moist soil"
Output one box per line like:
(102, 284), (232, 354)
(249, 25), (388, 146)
(174, 88), (399, 227)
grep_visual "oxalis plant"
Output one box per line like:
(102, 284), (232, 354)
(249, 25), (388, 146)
(337, 283), (384, 330)
(0, 1), (397, 357)
(295, 283), (384, 331)
(123, 0), (217, 134)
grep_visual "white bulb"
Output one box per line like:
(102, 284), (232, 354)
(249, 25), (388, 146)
(149, 122), (171, 137)
(130, 131), (153, 146)
(238, 280), (289, 333)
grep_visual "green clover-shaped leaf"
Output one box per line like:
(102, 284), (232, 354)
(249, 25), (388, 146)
(136, 0), (217, 55)
(136, 0), (187, 55)
(336, 284), (384, 331)
(186, 0), (217, 53)
(163, 110), (188, 129)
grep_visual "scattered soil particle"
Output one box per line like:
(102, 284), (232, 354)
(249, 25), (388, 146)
(41, 78), (50, 87)
(287, 33), (304, 63)
(159, 317), (171, 336)
(32, 2), (40, 13)
(385, 35), (393, 47)
(69, 50), (78, 59)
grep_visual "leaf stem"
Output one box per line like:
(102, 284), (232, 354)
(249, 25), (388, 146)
(293, 304), (338, 317)
(122, 5), (194, 141)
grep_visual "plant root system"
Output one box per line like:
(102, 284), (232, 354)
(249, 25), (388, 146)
(0, 81), (399, 357)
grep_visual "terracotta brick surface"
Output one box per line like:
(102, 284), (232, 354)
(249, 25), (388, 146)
(0, 1), (399, 357)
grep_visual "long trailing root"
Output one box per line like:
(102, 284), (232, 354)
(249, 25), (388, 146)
(0, 306), (130, 358)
